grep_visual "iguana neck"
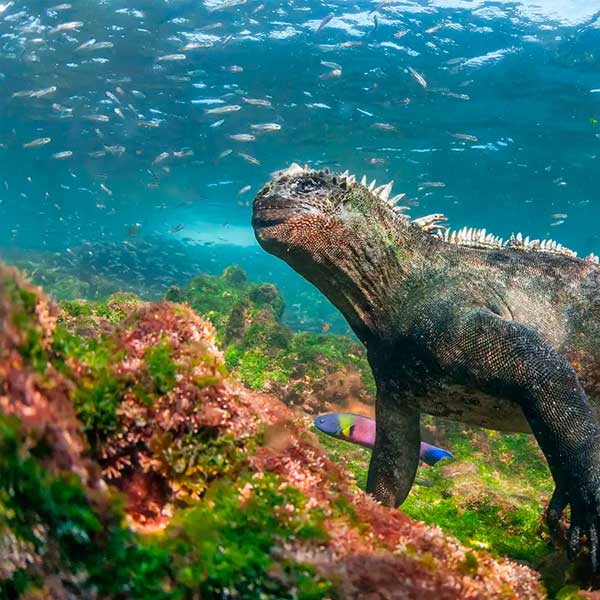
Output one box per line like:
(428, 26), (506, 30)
(289, 211), (433, 345)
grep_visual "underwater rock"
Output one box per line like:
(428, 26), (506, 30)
(0, 261), (547, 598)
(167, 266), (376, 414)
(0, 265), (90, 479)
(0, 265), (173, 599)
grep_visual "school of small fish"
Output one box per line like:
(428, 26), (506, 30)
(0, 0), (595, 257)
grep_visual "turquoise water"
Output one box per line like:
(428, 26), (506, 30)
(1, 0), (599, 331)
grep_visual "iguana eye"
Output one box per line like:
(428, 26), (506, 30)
(297, 178), (319, 194)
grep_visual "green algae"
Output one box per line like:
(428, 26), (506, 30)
(146, 340), (177, 396)
(52, 297), (178, 444)
(61, 292), (143, 327)
(52, 325), (127, 443)
(168, 266), (375, 396)
(315, 424), (561, 586)
(149, 430), (261, 503)
(0, 411), (333, 599)
(164, 473), (331, 599)
(4, 275), (48, 373)
(0, 413), (174, 599)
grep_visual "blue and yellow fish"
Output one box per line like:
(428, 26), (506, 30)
(314, 412), (453, 466)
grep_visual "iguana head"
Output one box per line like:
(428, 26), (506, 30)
(252, 163), (425, 341)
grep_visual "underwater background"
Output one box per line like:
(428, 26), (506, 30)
(1, 2), (600, 598)
(1, 0), (599, 333)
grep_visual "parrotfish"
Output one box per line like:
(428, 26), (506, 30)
(314, 413), (453, 466)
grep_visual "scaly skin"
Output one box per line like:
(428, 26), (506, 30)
(252, 163), (600, 572)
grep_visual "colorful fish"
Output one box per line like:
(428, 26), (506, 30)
(313, 412), (453, 466)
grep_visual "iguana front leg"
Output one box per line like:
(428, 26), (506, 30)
(366, 382), (421, 507)
(440, 308), (600, 570)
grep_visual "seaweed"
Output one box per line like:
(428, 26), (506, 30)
(164, 473), (331, 599)
(0, 413), (174, 599)
(169, 266), (375, 413)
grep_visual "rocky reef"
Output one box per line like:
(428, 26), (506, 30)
(0, 262), (549, 599)
(165, 266), (375, 414)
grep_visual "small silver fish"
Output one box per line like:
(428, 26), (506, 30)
(229, 133), (255, 142)
(218, 149), (233, 160)
(320, 68), (342, 80)
(316, 12), (334, 33)
(82, 114), (110, 122)
(76, 39), (97, 51)
(182, 41), (212, 51)
(371, 122), (396, 132)
(153, 152), (170, 164)
(23, 137), (51, 148)
(173, 149), (194, 158)
(407, 66), (428, 89)
(425, 24), (443, 34)
(104, 145), (125, 155)
(449, 132), (478, 142)
(205, 104), (241, 115)
(30, 86), (57, 98)
(210, 119), (225, 128)
(52, 150), (73, 159)
(89, 41), (113, 50)
(106, 91), (120, 104)
(137, 120), (160, 128)
(238, 185), (251, 195)
(250, 123), (281, 132)
(49, 21), (83, 34)
(100, 183), (113, 196)
(210, 0), (246, 12)
(420, 181), (446, 188)
(52, 103), (72, 113)
(238, 152), (260, 165)
(157, 54), (187, 62)
(242, 97), (272, 107)
(551, 213), (568, 219)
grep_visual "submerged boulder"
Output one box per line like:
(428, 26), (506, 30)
(166, 266), (375, 414)
(0, 262), (546, 599)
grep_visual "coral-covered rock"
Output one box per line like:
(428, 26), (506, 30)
(166, 266), (375, 414)
(0, 263), (547, 598)
(0, 265), (89, 480)
(0, 265), (172, 599)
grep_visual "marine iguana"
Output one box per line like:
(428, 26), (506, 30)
(252, 162), (600, 570)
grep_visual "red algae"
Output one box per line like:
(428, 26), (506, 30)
(0, 265), (92, 483)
